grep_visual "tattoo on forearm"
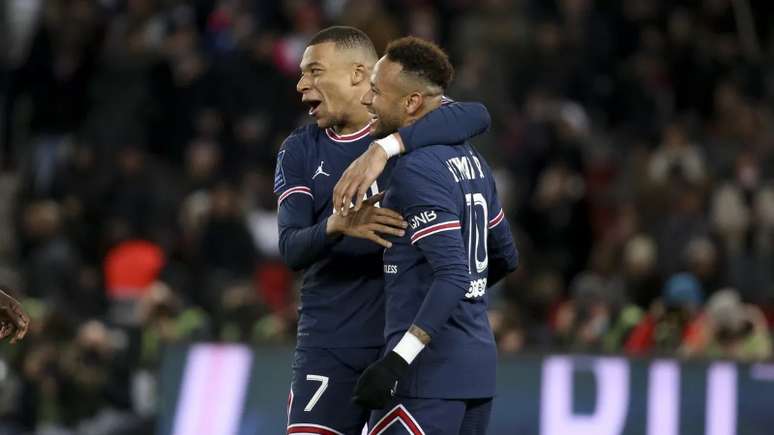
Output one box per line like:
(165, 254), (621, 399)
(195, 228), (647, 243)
(409, 324), (431, 345)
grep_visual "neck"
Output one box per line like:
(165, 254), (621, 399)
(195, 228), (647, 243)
(331, 109), (372, 135)
(332, 110), (371, 135)
(331, 89), (373, 135)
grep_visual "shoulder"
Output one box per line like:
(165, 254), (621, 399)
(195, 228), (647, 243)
(280, 123), (320, 153)
(391, 147), (455, 198)
(471, 147), (499, 191)
(275, 124), (321, 192)
(395, 146), (452, 180)
(469, 145), (493, 173)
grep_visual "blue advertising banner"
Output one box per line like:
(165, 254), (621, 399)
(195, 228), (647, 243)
(158, 344), (774, 435)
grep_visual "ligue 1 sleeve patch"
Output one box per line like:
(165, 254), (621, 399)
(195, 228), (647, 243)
(274, 150), (287, 191)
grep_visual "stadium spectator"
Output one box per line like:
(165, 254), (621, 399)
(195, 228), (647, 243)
(625, 273), (705, 356)
(682, 288), (772, 361)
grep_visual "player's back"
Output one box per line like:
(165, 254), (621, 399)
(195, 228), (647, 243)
(275, 123), (391, 349)
(382, 142), (507, 399)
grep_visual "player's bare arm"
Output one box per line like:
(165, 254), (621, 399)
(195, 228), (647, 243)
(333, 100), (492, 216)
(332, 76), (492, 216)
(326, 192), (407, 248)
(332, 136), (403, 216)
(407, 324), (431, 344)
(0, 288), (30, 344)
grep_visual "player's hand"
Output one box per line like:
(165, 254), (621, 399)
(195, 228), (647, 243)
(353, 351), (409, 409)
(327, 192), (407, 249)
(0, 288), (29, 344)
(333, 143), (390, 216)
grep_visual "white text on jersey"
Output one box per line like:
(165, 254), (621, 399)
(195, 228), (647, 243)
(409, 211), (437, 230)
(465, 277), (487, 299)
(445, 154), (484, 182)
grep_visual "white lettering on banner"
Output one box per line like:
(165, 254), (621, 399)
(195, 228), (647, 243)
(648, 360), (680, 435)
(171, 345), (252, 435)
(706, 363), (737, 435)
(539, 358), (740, 435)
(540, 356), (629, 435)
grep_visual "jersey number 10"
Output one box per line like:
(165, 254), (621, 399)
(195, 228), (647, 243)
(465, 193), (489, 274)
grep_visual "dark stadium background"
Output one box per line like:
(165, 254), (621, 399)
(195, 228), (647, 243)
(2, 0), (774, 434)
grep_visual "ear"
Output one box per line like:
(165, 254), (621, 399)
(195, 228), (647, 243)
(405, 92), (424, 115)
(351, 64), (368, 86)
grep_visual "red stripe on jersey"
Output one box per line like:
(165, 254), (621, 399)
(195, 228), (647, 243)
(325, 123), (372, 142)
(287, 389), (293, 426)
(278, 186), (313, 205)
(287, 424), (344, 435)
(410, 221), (461, 244)
(368, 405), (425, 435)
(488, 209), (505, 229)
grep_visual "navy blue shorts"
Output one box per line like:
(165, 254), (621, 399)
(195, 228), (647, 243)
(287, 347), (382, 435)
(367, 397), (492, 435)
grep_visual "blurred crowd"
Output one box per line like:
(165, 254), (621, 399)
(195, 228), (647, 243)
(1, 0), (774, 432)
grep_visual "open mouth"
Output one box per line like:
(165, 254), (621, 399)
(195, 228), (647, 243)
(306, 100), (322, 116)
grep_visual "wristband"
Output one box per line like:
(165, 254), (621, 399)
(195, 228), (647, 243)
(392, 331), (426, 364)
(375, 134), (401, 158)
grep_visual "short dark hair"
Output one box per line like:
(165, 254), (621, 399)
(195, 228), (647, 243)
(308, 26), (377, 58)
(385, 36), (454, 90)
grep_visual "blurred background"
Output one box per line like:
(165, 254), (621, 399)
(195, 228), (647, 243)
(2, 0), (774, 434)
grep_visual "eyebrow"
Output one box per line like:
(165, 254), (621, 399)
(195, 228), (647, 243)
(300, 61), (325, 71)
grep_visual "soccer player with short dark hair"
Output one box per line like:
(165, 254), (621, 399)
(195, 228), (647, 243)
(276, 27), (492, 434)
(352, 36), (519, 434)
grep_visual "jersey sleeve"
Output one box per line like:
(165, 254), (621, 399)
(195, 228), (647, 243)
(392, 162), (471, 340)
(274, 132), (338, 271)
(485, 177), (519, 286)
(398, 101), (491, 153)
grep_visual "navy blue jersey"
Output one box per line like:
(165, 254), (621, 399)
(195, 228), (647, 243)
(368, 398), (492, 435)
(382, 143), (518, 399)
(274, 102), (491, 348)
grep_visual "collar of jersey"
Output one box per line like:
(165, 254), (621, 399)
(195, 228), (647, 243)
(325, 122), (373, 143)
